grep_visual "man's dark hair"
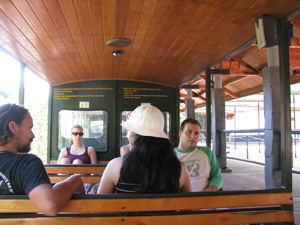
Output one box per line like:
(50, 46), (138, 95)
(0, 104), (28, 145)
(180, 118), (201, 131)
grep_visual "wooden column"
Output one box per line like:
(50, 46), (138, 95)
(206, 68), (212, 148)
(278, 19), (292, 192)
(263, 66), (281, 188)
(212, 87), (226, 169)
(185, 89), (195, 119)
(263, 19), (292, 191)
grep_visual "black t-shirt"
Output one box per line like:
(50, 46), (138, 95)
(0, 151), (50, 195)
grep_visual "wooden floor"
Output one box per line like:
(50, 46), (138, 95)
(222, 159), (300, 225)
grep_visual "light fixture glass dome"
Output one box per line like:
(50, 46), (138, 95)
(112, 50), (123, 57)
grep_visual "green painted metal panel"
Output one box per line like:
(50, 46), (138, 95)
(49, 80), (179, 162)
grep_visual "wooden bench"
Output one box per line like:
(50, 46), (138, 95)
(45, 164), (106, 183)
(0, 189), (294, 225)
(49, 160), (109, 164)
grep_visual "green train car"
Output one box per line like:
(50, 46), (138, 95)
(49, 80), (180, 162)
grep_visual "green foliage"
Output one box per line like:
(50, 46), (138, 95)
(29, 103), (48, 163)
(25, 99), (48, 163)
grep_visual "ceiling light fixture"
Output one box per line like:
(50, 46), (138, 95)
(112, 50), (123, 57)
(106, 38), (132, 48)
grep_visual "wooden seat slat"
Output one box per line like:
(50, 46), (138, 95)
(45, 166), (106, 174)
(44, 165), (106, 183)
(0, 210), (294, 225)
(0, 192), (293, 213)
(49, 160), (109, 164)
(49, 176), (101, 184)
(0, 190), (294, 224)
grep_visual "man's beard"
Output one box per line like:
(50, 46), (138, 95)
(17, 139), (33, 153)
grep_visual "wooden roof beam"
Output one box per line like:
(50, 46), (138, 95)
(200, 74), (239, 98)
(222, 76), (249, 86)
(229, 69), (260, 76)
(197, 95), (206, 102)
(224, 87), (239, 98)
(181, 85), (206, 89)
(231, 56), (262, 78)
(180, 93), (206, 102)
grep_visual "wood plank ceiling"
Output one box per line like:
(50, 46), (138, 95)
(1, 0), (300, 110)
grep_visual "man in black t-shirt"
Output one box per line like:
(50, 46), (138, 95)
(0, 104), (85, 216)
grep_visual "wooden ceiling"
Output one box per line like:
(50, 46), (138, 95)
(180, 13), (300, 110)
(1, 0), (300, 109)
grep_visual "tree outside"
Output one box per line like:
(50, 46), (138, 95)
(24, 68), (49, 163)
(0, 49), (49, 163)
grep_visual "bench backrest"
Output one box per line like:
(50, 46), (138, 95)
(0, 190), (293, 213)
(0, 190), (294, 225)
(45, 164), (106, 183)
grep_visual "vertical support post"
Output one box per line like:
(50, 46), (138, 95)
(185, 89), (195, 119)
(214, 74), (222, 89)
(263, 61), (281, 188)
(293, 95), (297, 158)
(206, 68), (212, 148)
(268, 46), (280, 66)
(19, 63), (25, 105)
(263, 38), (281, 188)
(234, 106), (236, 150)
(258, 101), (261, 153)
(175, 87), (180, 146)
(47, 86), (53, 163)
(212, 75), (227, 169)
(246, 136), (249, 159)
(278, 19), (292, 191)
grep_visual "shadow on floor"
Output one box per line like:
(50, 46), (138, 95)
(222, 159), (300, 225)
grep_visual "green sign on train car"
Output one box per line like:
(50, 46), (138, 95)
(49, 80), (179, 163)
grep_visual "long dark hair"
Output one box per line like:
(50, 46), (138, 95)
(0, 104), (28, 145)
(120, 135), (181, 193)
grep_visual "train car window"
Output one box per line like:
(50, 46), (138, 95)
(58, 110), (108, 152)
(121, 110), (170, 146)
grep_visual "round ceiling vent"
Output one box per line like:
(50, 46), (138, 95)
(106, 38), (132, 48)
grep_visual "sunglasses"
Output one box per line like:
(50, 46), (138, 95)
(72, 132), (84, 136)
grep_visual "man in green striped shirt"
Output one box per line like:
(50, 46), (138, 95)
(174, 118), (223, 192)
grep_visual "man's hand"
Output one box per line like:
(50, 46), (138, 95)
(74, 182), (85, 194)
(204, 185), (218, 192)
(70, 175), (85, 194)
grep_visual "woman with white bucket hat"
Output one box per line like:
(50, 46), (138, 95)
(97, 105), (191, 194)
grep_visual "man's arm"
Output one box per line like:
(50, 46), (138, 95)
(203, 147), (223, 191)
(28, 175), (84, 216)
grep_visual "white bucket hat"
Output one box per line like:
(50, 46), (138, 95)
(121, 105), (168, 139)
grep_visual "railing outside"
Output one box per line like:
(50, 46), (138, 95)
(197, 130), (300, 172)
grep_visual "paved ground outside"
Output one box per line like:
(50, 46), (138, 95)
(226, 142), (300, 171)
(222, 159), (300, 224)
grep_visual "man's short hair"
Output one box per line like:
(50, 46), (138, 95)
(180, 118), (201, 131)
(0, 104), (28, 145)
